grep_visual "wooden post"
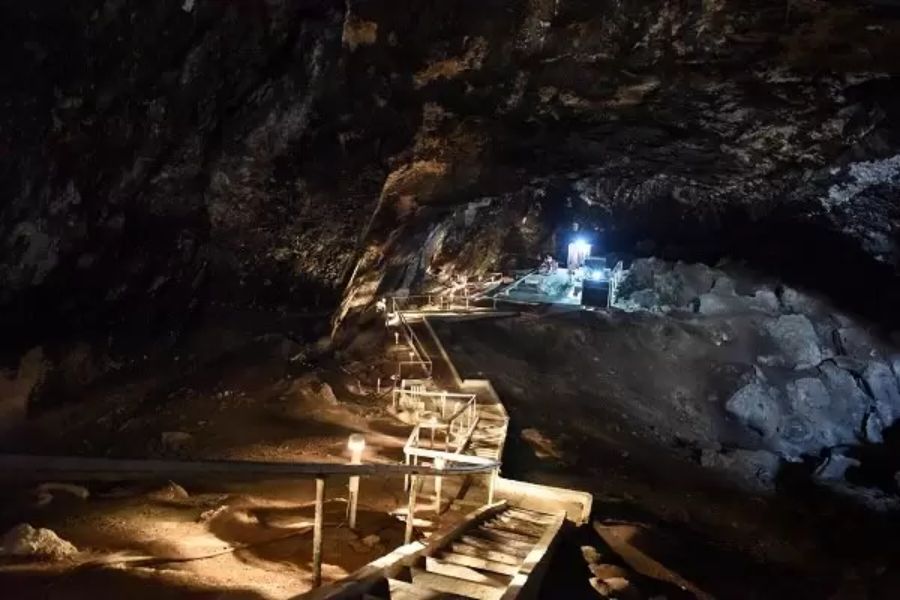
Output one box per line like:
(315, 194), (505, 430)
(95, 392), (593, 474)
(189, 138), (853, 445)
(313, 477), (325, 587)
(347, 434), (365, 530)
(405, 474), (418, 544)
(487, 468), (497, 504)
(433, 457), (444, 516)
(404, 452), (410, 491)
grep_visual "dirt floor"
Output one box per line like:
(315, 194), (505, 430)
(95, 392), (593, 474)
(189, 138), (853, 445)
(0, 327), (431, 599)
(432, 310), (900, 599)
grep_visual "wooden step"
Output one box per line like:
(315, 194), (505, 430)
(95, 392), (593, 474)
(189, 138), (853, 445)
(503, 508), (556, 524)
(436, 551), (520, 576)
(410, 568), (505, 600)
(388, 577), (464, 599)
(492, 515), (546, 535)
(484, 519), (542, 539)
(459, 535), (529, 557)
(449, 542), (523, 566)
(471, 525), (537, 545)
(424, 557), (511, 587)
(469, 529), (536, 550)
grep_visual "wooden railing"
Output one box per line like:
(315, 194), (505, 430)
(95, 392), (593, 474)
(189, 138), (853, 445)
(0, 453), (498, 588)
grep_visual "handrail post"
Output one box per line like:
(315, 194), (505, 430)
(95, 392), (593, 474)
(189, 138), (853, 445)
(433, 457), (444, 516)
(312, 476), (325, 587)
(405, 474), (418, 544)
(487, 469), (497, 504)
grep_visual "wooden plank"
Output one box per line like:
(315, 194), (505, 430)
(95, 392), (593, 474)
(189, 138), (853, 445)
(424, 557), (510, 587)
(449, 542), (522, 566)
(504, 508), (556, 523)
(436, 552), (520, 576)
(458, 535), (529, 557)
(483, 520), (542, 539)
(411, 568), (504, 600)
(468, 530), (534, 551)
(470, 526), (537, 546)
(388, 578), (462, 599)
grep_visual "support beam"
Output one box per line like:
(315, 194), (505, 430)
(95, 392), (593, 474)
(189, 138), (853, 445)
(313, 477), (325, 587)
(405, 474), (418, 544)
(434, 457), (445, 515)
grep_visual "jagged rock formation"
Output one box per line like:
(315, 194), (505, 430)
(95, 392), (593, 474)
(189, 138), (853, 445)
(2, 1), (900, 397)
(614, 258), (900, 506)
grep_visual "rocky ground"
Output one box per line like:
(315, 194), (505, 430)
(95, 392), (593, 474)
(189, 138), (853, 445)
(433, 257), (900, 598)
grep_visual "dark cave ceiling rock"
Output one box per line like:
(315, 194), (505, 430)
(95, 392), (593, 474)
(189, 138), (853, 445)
(1, 0), (900, 348)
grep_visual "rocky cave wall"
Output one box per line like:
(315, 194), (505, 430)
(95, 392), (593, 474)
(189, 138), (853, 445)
(3, 1), (900, 393)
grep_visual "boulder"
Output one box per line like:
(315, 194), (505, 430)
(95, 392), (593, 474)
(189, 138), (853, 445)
(601, 577), (641, 600)
(749, 289), (780, 313)
(765, 315), (822, 370)
(711, 275), (736, 295)
(581, 545), (604, 565)
(815, 452), (861, 481)
(818, 362), (872, 445)
(862, 362), (900, 426)
(835, 327), (880, 360)
(161, 431), (193, 453)
(725, 382), (782, 438)
(589, 563), (631, 580)
(786, 378), (831, 413)
(697, 292), (744, 315)
(629, 288), (661, 310)
(1, 524), (78, 560)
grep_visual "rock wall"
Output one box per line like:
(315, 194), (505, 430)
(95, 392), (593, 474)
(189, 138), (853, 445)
(3, 1), (900, 358)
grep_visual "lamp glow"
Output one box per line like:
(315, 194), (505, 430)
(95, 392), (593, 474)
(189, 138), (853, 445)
(348, 434), (366, 454)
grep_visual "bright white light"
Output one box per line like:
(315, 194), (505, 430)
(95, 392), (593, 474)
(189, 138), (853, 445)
(591, 271), (602, 281)
(348, 434), (366, 453)
(573, 238), (591, 255)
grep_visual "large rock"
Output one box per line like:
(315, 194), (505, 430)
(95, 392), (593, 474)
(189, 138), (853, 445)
(818, 362), (872, 445)
(765, 315), (823, 370)
(815, 451), (861, 481)
(862, 362), (900, 426)
(1, 524), (78, 560)
(725, 382), (782, 438)
(835, 327), (881, 361)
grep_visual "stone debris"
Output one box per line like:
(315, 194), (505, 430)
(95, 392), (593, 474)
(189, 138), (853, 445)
(198, 505), (228, 523)
(725, 382), (782, 439)
(161, 431), (193, 452)
(1, 523), (78, 560)
(862, 362), (900, 426)
(581, 545), (604, 565)
(815, 452), (861, 481)
(765, 314), (823, 370)
(589, 563), (631, 580)
(149, 481), (189, 501)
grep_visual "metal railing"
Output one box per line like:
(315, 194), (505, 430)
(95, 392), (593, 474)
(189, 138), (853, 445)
(393, 310), (433, 378)
(392, 383), (477, 423)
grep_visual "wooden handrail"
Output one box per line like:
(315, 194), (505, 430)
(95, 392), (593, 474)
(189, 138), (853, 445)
(0, 453), (498, 483)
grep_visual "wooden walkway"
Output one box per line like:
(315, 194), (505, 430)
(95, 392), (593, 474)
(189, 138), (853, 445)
(297, 303), (592, 600)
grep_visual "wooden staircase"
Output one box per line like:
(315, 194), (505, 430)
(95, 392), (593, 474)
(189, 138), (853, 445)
(384, 505), (564, 600)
